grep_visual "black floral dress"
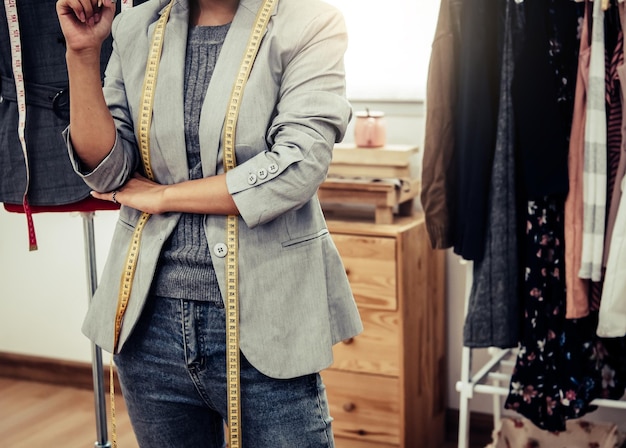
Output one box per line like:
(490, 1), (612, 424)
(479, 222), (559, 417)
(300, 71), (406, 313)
(505, 199), (625, 431)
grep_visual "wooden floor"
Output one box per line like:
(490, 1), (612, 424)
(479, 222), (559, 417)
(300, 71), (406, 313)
(0, 377), (486, 448)
(0, 377), (139, 448)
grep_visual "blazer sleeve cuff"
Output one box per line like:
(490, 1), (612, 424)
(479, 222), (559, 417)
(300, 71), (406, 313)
(64, 126), (127, 192)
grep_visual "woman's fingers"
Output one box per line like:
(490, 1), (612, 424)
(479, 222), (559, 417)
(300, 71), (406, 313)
(91, 188), (124, 205)
(57, 0), (95, 24)
(57, 0), (115, 25)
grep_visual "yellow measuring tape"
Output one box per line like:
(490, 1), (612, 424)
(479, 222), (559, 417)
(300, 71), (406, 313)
(222, 3), (276, 446)
(109, 3), (174, 446)
(109, 0), (276, 446)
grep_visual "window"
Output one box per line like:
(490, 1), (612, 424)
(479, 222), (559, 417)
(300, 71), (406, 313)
(325, 0), (440, 102)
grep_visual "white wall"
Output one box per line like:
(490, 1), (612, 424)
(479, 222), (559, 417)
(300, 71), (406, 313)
(1, 101), (624, 431)
(0, 208), (117, 363)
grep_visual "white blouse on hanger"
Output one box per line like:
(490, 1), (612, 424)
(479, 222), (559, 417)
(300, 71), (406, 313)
(598, 175), (626, 338)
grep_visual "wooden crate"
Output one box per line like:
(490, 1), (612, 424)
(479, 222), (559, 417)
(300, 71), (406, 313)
(318, 177), (420, 225)
(320, 143), (421, 224)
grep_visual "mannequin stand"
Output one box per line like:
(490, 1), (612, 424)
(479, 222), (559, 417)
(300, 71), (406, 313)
(82, 211), (111, 448)
(4, 197), (119, 448)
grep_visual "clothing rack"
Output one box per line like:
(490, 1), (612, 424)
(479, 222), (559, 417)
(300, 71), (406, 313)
(455, 261), (626, 448)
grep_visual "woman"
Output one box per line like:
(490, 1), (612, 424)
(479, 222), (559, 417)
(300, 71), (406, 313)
(56, 0), (362, 446)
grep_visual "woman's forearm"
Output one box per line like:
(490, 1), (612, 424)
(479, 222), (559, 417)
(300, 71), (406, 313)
(66, 49), (117, 171)
(93, 173), (240, 216)
(162, 174), (239, 215)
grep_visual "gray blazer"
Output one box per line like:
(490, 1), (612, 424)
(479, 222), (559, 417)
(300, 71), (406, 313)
(67, 0), (363, 379)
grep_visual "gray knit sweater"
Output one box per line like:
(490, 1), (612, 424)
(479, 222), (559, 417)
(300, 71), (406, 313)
(153, 23), (231, 302)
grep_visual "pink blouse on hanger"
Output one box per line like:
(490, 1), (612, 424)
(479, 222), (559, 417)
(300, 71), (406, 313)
(564, 0), (592, 319)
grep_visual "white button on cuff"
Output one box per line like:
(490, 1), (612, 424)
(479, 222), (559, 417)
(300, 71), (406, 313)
(213, 243), (228, 258)
(247, 173), (258, 185)
(268, 163), (279, 174)
(257, 168), (268, 179)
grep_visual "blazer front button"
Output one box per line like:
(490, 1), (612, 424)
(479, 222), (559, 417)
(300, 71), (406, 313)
(247, 173), (258, 185)
(213, 243), (228, 258)
(267, 162), (279, 174)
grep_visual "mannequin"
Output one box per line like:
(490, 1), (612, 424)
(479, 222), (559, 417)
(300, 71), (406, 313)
(0, 0), (147, 245)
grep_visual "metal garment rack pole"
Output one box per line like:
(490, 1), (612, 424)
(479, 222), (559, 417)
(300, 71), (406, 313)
(456, 261), (473, 448)
(455, 262), (626, 448)
(81, 211), (112, 448)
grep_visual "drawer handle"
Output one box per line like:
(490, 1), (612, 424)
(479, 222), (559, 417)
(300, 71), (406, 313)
(343, 402), (356, 413)
(342, 338), (355, 345)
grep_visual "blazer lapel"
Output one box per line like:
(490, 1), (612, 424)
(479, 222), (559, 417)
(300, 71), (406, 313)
(151, 0), (189, 183)
(199, 0), (274, 176)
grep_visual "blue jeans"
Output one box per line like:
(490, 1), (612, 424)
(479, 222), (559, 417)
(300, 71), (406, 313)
(114, 296), (335, 448)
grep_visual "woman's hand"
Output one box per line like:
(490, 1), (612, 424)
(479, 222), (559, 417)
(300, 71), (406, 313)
(56, 0), (116, 54)
(92, 173), (169, 215)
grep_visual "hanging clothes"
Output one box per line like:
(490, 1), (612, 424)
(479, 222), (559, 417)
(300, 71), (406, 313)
(504, 196), (625, 431)
(604, 0), (623, 228)
(504, 0), (626, 431)
(463, 0), (522, 349)
(599, 0), (626, 338)
(598, 52), (626, 334)
(420, 0), (626, 432)
(421, 0), (463, 250)
(420, 0), (626, 429)
(604, 0), (626, 266)
(451, 0), (504, 262)
(599, 182), (626, 336)
(580, 0), (608, 282)
(588, 4), (624, 313)
(511, 0), (577, 201)
(564, 0), (593, 319)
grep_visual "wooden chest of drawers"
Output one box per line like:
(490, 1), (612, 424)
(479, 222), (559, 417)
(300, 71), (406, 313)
(323, 216), (446, 448)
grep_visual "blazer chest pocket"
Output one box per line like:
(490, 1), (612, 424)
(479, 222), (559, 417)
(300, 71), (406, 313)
(281, 228), (329, 249)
